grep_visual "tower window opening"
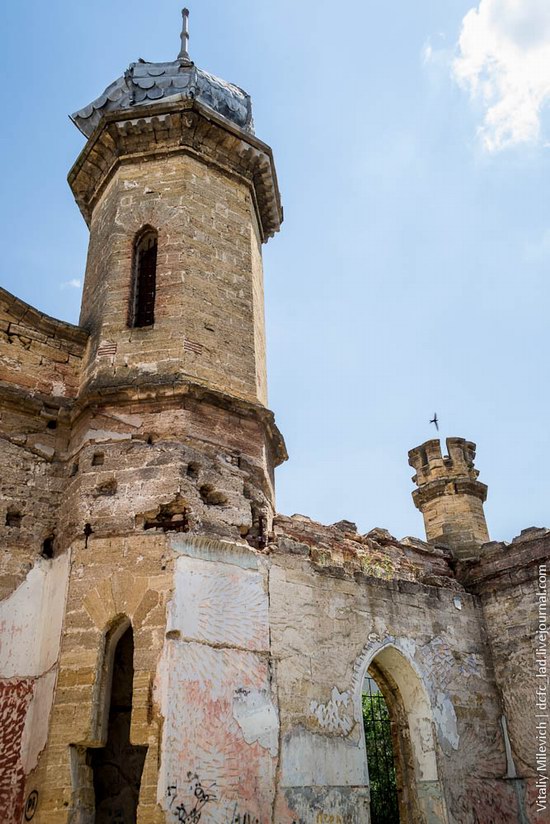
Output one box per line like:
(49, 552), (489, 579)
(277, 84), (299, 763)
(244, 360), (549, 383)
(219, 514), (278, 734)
(131, 229), (158, 328)
(363, 674), (400, 824)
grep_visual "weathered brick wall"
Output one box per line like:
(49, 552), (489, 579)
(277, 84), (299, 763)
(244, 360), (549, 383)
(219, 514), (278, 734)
(78, 153), (268, 407)
(54, 388), (283, 552)
(463, 529), (550, 822)
(23, 534), (171, 824)
(270, 517), (522, 824)
(0, 288), (87, 399)
(0, 73), (546, 824)
(0, 289), (87, 597)
(0, 439), (64, 598)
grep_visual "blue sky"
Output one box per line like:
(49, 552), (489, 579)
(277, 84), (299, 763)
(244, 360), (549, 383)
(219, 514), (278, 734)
(1, 0), (549, 542)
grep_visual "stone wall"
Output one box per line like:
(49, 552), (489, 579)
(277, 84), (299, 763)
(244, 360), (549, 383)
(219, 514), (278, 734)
(0, 288), (87, 399)
(462, 529), (550, 822)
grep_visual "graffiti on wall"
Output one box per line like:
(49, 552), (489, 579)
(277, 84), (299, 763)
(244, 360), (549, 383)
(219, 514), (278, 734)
(167, 772), (218, 823)
(0, 679), (34, 824)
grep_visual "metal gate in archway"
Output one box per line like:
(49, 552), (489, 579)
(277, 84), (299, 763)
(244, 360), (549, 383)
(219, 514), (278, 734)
(362, 676), (400, 824)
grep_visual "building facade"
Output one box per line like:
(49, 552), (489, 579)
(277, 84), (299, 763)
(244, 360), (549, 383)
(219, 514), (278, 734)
(0, 12), (547, 824)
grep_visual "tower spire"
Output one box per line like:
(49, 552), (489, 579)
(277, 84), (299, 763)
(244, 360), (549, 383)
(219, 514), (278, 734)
(178, 8), (190, 61)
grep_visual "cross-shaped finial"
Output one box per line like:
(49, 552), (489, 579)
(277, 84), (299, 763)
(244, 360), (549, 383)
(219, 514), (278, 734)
(178, 8), (190, 61)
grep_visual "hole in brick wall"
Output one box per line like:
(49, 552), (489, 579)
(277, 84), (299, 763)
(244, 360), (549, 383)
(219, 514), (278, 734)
(41, 536), (55, 559)
(142, 494), (191, 533)
(199, 485), (228, 507)
(6, 510), (22, 528)
(70, 462), (79, 477)
(94, 479), (118, 497)
(84, 523), (93, 548)
(92, 452), (105, 466)
(186, 462), (200, 480)
(47, 420), (58, 431)
(246, 506), (270, 549)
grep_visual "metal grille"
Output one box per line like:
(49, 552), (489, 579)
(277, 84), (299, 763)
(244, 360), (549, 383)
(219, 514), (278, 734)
(133, 231), (157, 328)
(362, 676), (400, 824)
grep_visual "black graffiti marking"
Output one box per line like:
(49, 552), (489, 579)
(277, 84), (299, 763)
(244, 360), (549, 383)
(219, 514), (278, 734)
(168, 773), (217, 822)
(24, 790), (39, 821)
(176, 803), (201, 824)
(233, 813), (260, 824)
(167, 784), (178, 808)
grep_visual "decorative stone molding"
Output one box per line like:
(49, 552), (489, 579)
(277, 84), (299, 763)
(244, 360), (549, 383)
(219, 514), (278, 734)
(68, 98), (283, 242)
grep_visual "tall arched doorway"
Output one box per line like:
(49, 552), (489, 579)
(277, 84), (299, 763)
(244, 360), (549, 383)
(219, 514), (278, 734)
(90, 624), (147, 822)
(360, 643), (448, 824)
(69, 618), (148, 823)
(362, 672), (400, 823)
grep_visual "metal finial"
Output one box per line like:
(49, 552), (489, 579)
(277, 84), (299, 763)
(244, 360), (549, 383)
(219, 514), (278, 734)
(178, 8), (190, 61)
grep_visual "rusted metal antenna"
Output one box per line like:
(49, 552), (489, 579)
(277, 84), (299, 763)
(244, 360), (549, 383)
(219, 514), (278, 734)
(178, 8), (190, 61)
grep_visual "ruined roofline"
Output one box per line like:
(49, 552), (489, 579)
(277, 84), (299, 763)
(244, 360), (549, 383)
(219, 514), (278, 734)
(273, 513), (461, 591)
(0, 285), (88, 348)
(459, 527), (550, 593)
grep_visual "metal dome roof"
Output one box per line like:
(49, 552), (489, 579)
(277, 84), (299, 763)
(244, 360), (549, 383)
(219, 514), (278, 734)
(71, 10), (254, 138)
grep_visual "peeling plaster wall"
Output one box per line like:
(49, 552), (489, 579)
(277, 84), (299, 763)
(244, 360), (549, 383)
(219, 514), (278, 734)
(0, 553), (69, 823)
(156, 539), (278, 824)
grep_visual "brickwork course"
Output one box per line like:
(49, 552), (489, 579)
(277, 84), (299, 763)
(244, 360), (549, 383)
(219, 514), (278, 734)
(0, 13), (548, 824)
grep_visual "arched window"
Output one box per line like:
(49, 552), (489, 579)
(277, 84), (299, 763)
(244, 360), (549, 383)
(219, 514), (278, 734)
(131, 228), (158, 328)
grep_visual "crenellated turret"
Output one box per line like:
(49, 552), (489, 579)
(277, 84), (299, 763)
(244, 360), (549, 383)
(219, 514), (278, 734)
(408, 437), (489, 558)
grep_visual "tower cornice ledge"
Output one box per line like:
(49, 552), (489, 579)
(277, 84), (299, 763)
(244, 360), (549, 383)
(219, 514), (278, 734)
(68, 97), (283, 242)
(412, 477), (488, 509)
(72, 378), (288, 467)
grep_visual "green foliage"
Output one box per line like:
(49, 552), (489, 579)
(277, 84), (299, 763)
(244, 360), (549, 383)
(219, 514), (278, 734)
(362, 691), (399, 824)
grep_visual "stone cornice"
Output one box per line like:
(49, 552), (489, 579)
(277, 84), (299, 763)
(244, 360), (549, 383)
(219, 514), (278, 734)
(412, 477), (488, 510)
(72, 378), (288, 467)
(68, 97), (283, 243)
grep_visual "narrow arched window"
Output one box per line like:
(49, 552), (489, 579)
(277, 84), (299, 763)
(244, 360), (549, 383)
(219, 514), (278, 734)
(131, 228), (158, 328)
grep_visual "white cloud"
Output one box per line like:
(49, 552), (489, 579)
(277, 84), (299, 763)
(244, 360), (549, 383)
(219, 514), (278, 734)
(453, 0), (550, 151)
(60, 278), (82, 290)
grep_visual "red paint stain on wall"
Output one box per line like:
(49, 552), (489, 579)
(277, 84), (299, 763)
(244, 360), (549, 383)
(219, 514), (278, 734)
(0, 679), (34, 824)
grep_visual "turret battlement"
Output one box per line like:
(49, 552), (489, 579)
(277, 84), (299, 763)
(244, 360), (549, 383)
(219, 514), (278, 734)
(408, 437), (483, 487)
(408, 437), (489, 558)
